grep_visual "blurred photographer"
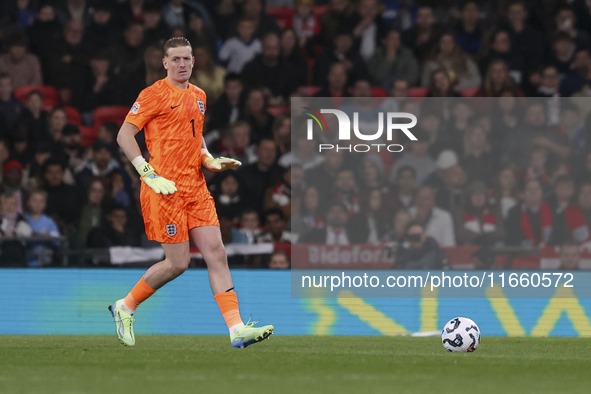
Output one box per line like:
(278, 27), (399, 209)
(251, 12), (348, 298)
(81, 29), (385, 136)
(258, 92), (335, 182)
(394, 221), (450, 269)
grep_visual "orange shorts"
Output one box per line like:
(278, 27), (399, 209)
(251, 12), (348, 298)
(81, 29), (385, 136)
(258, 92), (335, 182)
(140, 182), (219, 243)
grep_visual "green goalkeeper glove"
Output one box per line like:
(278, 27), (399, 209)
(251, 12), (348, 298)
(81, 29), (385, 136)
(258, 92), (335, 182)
(202, 156), (242, 172)
(135, 161), (177, 195)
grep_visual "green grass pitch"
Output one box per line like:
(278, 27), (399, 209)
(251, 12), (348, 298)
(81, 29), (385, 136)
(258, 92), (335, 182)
(1, 336), (590, 394)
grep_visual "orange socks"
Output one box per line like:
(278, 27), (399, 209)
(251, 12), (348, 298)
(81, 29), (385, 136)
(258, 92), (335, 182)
(123, 276), (157, 311)
(214, 291), (244, 332)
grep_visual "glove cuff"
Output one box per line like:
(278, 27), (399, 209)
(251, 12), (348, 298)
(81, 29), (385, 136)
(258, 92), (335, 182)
(135, 162), (155, 178)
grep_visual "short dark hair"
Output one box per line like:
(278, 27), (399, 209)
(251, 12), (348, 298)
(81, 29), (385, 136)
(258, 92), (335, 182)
(397, 166), (416, 180)
(42, 158), (65, 175)
(163, 37), (192, 56)
(555, 175), (574, 187)
(224, 73), (242, 84)
(264, 208), (285, 222)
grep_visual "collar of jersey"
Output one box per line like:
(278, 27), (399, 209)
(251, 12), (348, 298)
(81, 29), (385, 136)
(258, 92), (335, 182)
(164, 77), (191, 94)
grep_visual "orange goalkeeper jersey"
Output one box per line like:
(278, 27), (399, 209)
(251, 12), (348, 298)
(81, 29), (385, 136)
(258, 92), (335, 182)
(124, 77), (207, 191)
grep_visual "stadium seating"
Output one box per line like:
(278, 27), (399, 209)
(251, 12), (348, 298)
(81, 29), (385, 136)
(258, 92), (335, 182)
(14, 85), (59, 110)
(408, 87), (429, 97)
(64, 106), (81, 127)
(371, 87), (388, 97)
(459, 88), (479, 97)
(299, 86), (321, 97)
(79, 125), (97, 146)
(268, 106), (290, 116)
(266, 6), (294, 29)
(92, 105), (129, 133)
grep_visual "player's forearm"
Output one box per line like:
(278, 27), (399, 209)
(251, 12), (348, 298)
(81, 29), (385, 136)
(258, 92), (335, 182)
(117, 122), (143, 163)
(201, 137), (213, 161)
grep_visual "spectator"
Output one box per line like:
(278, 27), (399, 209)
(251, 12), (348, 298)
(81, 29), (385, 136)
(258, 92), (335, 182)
(13, 89), (48, 151)
(256, 208), (292, 243)
(190, 46), (225, 103)
(401, 5), (442, 63)
(0, 34), (42, 89)
(357, 154), (387, 192)
(313, 31), (369, 87)
(106, 20), (146, 104)
(460, 122), (497, 187)
(0, 160), (24, 213)
(75, 52), (122, 116)
(382, 208), (412, 244)
(268, 250), (290, 269)
(313, 62), (351, 106)
(505, 178), (553, 247)
(0, 193), (32, 266)
(502, 101), (570, 170)
(0, 73), (23, 131)
(421, 33), (481, 91)
(263, 165), (302, 220)
(289, 185), (323, 242)
(490, 92), (521, 153)
(454, 181), (504, 246)
(548, 175), (591, 246)
(238, 208), (262, 244)
(272, 114), (291, 157)
(77, 176), (109, 248)
(185, 11), (219, 55)
(206, 73), (243, 133)
(219, 216), (249, 249)
(391, 79), (409, 98)
(278, 124), (324, 170)
(424, 150), (467, 213)
(76, 140), (130, 190)
(220, 122), (257, 165)
(577, 182), (591, 227)
(476, 59), (523, 97)
(299, 201), (351, 244)
(231, 0), (281, 40)
(409, 186), (456, 247)
(554, 6), (589, 52)
(386, 166), (417, 215)
(237, 138), (284, 212)
(389, 128), (436, 185)
(280, 29), (307, 87)
(142, 2), (170, 46)
(162, 0), (189, 29)
(27, 4), (62, 69)
(447, 100), (474, 147)
(478, 30), (526, 83)
(367, 29), (419, 89)
(558, 241), (581, 270)
(347, 188), (389, 244)
(293, 0), (318, 46)
(319, 0), (356, 46)
(306, 149), (344, 201)
(490, 166), (519, 220)
(394, 221), (450, 269)
(241, 32), (300, 102)
(55, 0), (91, 26)
(24, 189), (60, 267)
(548, 33), (575, 77)
(87, 203), (141, 248)
(213, 172), (245, 220)
(82, 3), (121, 52)
(61, 125), (89, 176)
(331, 168), (360, 216)
(240, 89), (274, 142)
(143, 44), (166, 87)
(42, 159), (82, 231)
(455, 1), (484, 55)
(560, 49), (591, 97)
(425, 68), (462, 98)
(45, 20), (88, 95)
(219, 19), (261, 74)
(351, 0), (388, 61)
(504, 1), (546, 79)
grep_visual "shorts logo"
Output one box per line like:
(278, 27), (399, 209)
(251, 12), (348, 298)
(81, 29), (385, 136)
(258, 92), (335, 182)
(130, 102), (140, 114)
(197, 100), (205, 114)
(166, 224), (177, 236)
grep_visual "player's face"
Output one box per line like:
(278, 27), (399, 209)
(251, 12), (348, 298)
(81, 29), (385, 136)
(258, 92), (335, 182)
(163, 46), (194, 83)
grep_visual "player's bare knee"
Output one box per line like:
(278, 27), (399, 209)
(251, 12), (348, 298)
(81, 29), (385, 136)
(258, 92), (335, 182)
(169, 262), (188, 278)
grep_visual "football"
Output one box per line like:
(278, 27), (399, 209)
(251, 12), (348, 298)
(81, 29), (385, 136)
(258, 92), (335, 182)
(441, 317), (481, 352)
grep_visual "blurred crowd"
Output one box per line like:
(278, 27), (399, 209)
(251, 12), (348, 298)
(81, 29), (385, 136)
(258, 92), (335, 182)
(2, 0), (591, 268)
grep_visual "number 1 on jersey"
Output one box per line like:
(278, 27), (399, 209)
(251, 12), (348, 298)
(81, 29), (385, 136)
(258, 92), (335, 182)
(190, 119), (195, 137)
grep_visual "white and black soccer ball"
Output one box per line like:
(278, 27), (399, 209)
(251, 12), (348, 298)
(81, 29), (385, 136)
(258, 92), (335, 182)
(441, 317), (481, 352)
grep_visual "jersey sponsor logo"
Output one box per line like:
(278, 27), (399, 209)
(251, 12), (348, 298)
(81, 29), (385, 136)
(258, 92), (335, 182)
(130, 102), (140, 114)
(166, 224), (177, 236)
(197, 100), (205, 114)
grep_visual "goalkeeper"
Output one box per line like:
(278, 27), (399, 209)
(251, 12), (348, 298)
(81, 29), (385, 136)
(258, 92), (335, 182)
(108, 37), (274, 348)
